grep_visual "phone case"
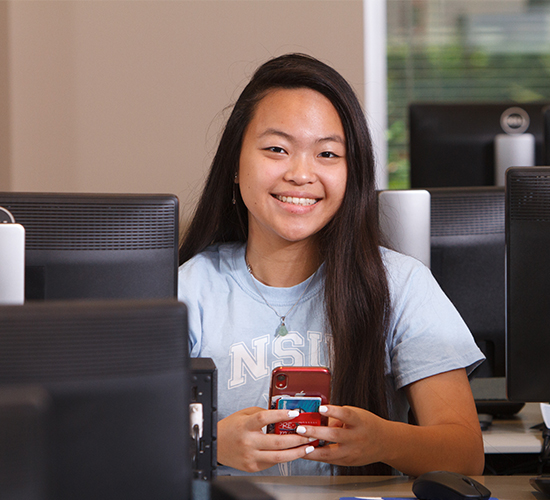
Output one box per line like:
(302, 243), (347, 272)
(268, 366), (331, 437)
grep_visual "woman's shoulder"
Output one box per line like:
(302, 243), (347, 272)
(380, 246), (438, 298)
(380, 246), (427, 276)
(180, 242), (244, 272)
(178, 242), (246, 301)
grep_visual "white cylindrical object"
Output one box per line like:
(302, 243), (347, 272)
(541, 403), (550, 428)
(0, 223), (25, 304)
(494, 133), (535, 187)
(378, 189), (431, 268)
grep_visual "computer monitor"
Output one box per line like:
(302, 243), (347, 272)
(0, 299), (190, 500)
(506, 167), (550, 403)
(0, 192), (179, 301)
(0, 386), (49, 500)
(428, 186), (525, 414)
(409, 102), (548, 188)
(544, 105), (550, 165)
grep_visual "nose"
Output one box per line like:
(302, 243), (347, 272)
(284, 153), (316, 185)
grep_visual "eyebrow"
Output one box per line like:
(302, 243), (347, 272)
(258, 128), (345, 145)
(258, 128), (293, 141)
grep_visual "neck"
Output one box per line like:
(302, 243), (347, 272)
(245, 239), (321, 287)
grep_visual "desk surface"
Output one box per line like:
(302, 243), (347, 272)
(219, 475), (547, 500)
(483, 402), (543, 454)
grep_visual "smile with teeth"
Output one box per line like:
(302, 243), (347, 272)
(275, 195), (318, 206)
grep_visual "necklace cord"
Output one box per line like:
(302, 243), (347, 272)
(246, 260), (316, 336)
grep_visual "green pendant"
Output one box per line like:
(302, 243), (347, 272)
(276, 323), (288, 337)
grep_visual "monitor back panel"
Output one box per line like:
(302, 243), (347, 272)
(429, 186), (505, 378)
(0, 299), (190, 500)
(506, 167), (550, 401)
(0, 192), (179, 300)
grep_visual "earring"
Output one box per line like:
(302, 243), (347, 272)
(232, 172), (238, 205)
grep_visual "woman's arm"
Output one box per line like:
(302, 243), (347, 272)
(300, 368), (484, 476)
(385, 367), (484, 475)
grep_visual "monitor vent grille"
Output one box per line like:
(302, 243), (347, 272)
(1, 202), (176, 250)
(509, 175), (550, 221)
(431, 193), (504, 237)
(0, 310), (186, 381)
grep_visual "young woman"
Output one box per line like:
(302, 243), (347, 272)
(178, 53), (485, 477)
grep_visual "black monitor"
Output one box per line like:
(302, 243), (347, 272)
(0, 192), (179, 301)
(429, 186), (505, 379)
(429, 186), (523, 414)
(544, 106), (550, 165)
(506, 167), (550, 402)
(0, 299), (190, 500)
(409, 102), (548, 188)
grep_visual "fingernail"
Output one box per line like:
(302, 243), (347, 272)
(296, 425), (306, 434)
(287, 410), (300, 418)
(305, 446), (315, 454)
(319, 405), (328, 413)
(308, 437), (316, 442)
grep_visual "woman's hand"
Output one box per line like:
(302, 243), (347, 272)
(217, 406), (317, 472)
(296, 405), (386, 467)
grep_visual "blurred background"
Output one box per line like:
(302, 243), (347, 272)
(2, 1), (550, 211)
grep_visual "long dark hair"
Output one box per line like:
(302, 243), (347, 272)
(180, 53), (391, 475)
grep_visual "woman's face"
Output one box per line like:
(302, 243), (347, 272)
(238, 87), (347, 250)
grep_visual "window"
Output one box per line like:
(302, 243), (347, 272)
(387, 0), (550, 188)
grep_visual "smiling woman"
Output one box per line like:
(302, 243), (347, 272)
(178, 53), (485, 478)
(238, 87), (347, 286)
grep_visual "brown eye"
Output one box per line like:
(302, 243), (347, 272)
(267, 147), (286, 154)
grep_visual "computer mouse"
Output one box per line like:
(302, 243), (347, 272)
(530, 475), (550, 497)
(412, 470), (491, 500)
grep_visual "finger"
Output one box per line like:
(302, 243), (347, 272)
(318, 405), (360, 427)
(327, 417), (344, 428)
(250, 408), (305, 429)
(259, 443), (318, 466)
(255, 432), (316, 451)
(295, 423), (343, 444)
(301, 442), (349, 464)
(238, 406), (269, 416)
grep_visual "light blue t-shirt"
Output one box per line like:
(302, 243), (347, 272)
(178, 242), (484, 476)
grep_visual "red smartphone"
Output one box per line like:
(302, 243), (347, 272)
(268, 366), (331, 438)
